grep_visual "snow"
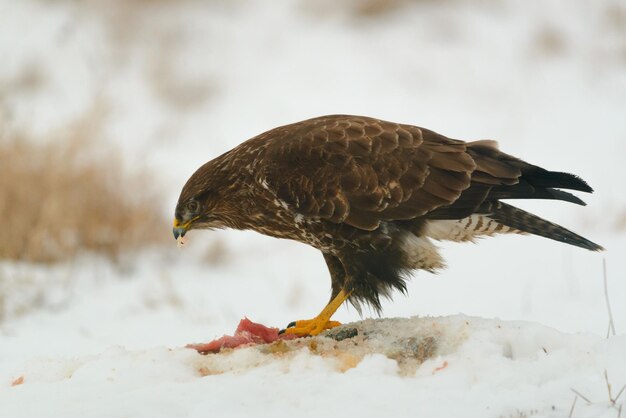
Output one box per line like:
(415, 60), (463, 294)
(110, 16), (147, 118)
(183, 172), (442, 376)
(2, 0), (626, 417)
(3, 316), (625, 418)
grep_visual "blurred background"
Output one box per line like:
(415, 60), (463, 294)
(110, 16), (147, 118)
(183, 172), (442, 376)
(1, 0), (625, 355)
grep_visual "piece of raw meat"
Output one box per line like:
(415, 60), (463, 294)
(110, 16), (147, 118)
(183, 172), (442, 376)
(187, 317), (298, 354)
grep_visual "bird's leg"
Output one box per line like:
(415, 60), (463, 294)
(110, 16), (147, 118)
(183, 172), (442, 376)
(280, 290), (351, 336)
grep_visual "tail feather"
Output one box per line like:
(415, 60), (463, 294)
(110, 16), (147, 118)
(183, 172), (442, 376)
(522, 169), (593, 193)
(489, 182), (587, 205)
(467, 141), (594, 193)
(488, 202), (604, 251)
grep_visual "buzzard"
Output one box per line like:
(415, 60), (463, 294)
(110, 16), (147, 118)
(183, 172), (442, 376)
(173, 115), (602, 336)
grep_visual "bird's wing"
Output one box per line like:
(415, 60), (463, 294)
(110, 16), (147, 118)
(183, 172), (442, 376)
(260, 115), (528, 230)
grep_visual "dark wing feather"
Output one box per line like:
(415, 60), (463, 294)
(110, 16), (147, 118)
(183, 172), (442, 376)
(260, 115), (593, 230)
(426, 140), (593, 220)
(261, 115), (476, 230)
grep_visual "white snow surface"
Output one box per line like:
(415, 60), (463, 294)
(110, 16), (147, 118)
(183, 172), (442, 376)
(2, 0), (626, 417)
(3, 316), (626, 418)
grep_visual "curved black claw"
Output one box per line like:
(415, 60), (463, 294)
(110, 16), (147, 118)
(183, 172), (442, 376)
(278, 321), (297, 335)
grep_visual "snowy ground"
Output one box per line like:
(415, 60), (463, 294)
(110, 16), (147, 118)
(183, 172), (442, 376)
(3, 316), (626, 418)
(2, 0), (626, 417)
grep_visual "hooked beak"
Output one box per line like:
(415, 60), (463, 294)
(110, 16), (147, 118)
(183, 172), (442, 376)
(173, 218), (188, 240)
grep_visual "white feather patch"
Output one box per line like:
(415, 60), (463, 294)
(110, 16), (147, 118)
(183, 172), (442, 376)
(401, 233), (444, 271)
(425, 215), (521, 242)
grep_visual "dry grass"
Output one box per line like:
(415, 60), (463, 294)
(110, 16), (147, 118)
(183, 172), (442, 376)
(570, 370), (626, 417)
(0, 109), (166, 264)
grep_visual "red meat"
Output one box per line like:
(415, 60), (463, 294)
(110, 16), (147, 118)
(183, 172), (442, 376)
(187, 317), (299, 354)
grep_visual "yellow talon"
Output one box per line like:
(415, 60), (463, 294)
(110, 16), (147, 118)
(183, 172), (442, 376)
(282, 290), (351, 336)
(284, 319), (342, 336)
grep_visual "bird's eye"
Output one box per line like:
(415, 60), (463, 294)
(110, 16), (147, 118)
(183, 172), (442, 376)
(186, 200), (200, 213)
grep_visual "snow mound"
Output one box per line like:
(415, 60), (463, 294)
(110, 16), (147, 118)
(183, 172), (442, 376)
(187, 315), (623, 379)
(191, 316), (461, 376)
(4, 315), (625, 417)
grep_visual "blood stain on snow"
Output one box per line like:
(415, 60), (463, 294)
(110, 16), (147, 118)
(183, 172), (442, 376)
(432, 360), (449, 375)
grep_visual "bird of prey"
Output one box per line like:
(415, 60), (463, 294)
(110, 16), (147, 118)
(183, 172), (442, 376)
(173, 115), (602, 336)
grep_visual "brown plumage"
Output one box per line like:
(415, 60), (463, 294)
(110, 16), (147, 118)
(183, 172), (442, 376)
(174, 114), (602, 324)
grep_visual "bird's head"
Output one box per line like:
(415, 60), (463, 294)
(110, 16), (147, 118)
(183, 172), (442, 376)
(173, 195), (204, 240)
(173, 162), (228, 240)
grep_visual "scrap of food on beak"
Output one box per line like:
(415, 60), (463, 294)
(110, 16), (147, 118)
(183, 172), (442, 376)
(173, 218), (188, 247)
